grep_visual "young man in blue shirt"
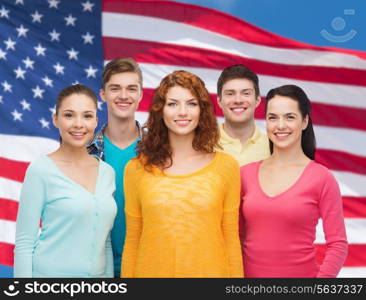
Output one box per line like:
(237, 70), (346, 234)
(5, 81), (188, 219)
(87, 57), (143, 277)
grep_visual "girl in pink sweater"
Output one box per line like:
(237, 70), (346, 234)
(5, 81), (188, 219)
(240, 84), (348, 277)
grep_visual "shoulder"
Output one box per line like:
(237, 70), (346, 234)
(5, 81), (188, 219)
(308, 161), (334, 178)
(240, 160), (260, 175)
(216, 151), (238, 166)
(99, 159), (115, 175)
(26, 156), (50, 175)
(125, 157), (145, 174)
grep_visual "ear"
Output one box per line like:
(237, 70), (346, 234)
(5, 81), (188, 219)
(217, 95), (222, 109)
(99, 89), (106, 102)
(302, 115), (309, 130)
(52, 114), (59, 128)
(255, 95), (261, 108)
(138, 87), (143, 103)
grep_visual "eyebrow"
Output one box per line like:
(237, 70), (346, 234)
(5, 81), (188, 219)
(223, 88), (254, 92)
(267, 112), (298, 116)
(62, 109), (95, 113)
(166, 98), (197, 102)
(107, 83), (139, 88)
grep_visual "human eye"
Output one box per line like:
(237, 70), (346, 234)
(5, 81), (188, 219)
(267, 115), (276, 120)
(167, 102), (177, 107)
(287, 114), (295, 120)
(128, 87), (138, 92)
(188, 101), (198, 106)
(84, 113), (94, 119)
(63, 112), (73, 118)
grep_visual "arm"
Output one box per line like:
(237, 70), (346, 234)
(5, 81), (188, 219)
(14, 161), (46, 278)
(317, 171), (348, 278)
(104, 233), (114, 278)
(120, 160), (142, 278)
(238, 166), (246, 262)
(222, 159), (244, 278)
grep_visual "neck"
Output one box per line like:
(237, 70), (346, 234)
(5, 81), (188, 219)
(55, 144), (91, 163)
(169, 133), (198, 160)
(269, 144), (309, 165)
(104, 116), (139, 146)
(223, 119), (255, 145)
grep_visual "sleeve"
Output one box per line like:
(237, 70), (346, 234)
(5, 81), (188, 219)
(14, 161), (46, 278)
(121, 160), (143, 278)
(222, 158), (244, 277)
(317, 171), (348, 278)
(104, 232), (114, 278)
(238, 166), (246, 267)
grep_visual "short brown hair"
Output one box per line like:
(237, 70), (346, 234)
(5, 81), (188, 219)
(217, 64), (260, 98)
(102, 57), (143, 89)
(138, 70), (220, 171)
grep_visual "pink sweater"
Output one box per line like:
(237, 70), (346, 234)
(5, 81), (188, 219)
(239, 160), (348, 278)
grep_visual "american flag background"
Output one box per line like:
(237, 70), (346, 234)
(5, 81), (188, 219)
(0, 0), (365, 278)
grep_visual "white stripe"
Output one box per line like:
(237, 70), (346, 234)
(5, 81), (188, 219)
(137, 62), (366, 109)
(0, 220), (15, 244)
(0, 134), (59, 162)
(338, 267), (366, 278)
(103, 12), (366, 70)
(316, 219), (366, 244)
(0, 178), (22, 202)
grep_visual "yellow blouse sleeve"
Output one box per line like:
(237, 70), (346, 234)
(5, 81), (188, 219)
(121, 159), (142, 278)
(221, 155), (244, 277)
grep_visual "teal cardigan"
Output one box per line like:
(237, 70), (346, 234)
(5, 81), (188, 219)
(14, 156), (117, 277)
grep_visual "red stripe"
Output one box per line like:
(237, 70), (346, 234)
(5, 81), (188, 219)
(342, 197), (366, 218)
(0, 198), (18, 222)
(104, 37), (366, 87)
(315, 150), (366, 175)
(102, 0), (366, 60)
(0, 158), (29, 183)
(0, 243), (14, 266)
(316, 244), (366, 267)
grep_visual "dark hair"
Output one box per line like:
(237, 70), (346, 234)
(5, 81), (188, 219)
(265, 84), (316, 160)
(55, 84), (98, 142)
(102, 57), (143, 89)
(56, 84), (98, 116)
(138, 70), (220, 171)
(217, 64), (260, 98)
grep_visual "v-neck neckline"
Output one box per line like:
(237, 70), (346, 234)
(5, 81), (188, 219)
(45, 155), (101, 196)
(256, 160), (313, 199)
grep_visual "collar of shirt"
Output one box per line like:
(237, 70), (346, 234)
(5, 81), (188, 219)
(87, 121), (142, 159)
(219, 123), (262, 146)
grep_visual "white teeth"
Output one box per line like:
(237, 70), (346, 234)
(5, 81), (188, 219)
(275, 133), (290, 137)
(70, 133), (84, 136)
(175, 120), (190, 125)
(116, 102), (130, 107)
(232, 108), (245, 112)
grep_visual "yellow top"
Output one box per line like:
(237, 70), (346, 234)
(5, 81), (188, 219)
(121, 152), (243, 278)
(217, 123), (270, 167)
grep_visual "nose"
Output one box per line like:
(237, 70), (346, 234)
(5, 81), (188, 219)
(178, 103), (188, 116)
(277, 118), (286, 129)
(120, 88), (128, 99)
(73, 116), (84, 128)
(233, 94), (244, 104)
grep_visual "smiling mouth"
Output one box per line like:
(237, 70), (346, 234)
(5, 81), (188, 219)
(115, 102), (132, 109)
(69, 132), (86, 139)
(274, 132), (291, 138)
(174, 120), (191, 126)
(230, 107), (247, 114)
